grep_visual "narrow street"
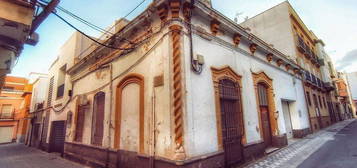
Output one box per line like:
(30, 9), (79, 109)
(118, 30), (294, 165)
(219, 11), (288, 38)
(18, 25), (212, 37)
(0, 144), (84, 168)
(245, 119), (356, 168)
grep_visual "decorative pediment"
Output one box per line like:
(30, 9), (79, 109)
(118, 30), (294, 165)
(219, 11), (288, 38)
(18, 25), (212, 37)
(252, 71), (273, 88)
(211, 66), (242, 86)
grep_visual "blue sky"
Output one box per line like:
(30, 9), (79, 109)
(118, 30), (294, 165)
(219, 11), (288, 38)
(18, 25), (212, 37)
(11, 0), (357, 77)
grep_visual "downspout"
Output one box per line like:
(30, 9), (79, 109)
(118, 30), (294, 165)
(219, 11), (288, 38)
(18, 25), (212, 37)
(150, 87), (156, 168)
(189, 0), (202, 74)
(105, 63), (113, 168)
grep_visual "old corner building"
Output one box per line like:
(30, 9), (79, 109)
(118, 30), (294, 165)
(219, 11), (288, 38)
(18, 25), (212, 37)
(25, 0), (354, 168)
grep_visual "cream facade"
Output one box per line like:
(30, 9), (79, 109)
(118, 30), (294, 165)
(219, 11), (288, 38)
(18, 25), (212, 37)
(241, 1), (338, 132)
(27, 0), (314, 167)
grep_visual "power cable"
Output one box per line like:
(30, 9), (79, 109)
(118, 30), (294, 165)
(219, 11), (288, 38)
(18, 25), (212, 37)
(38, 0), (146, 44)
(52, 12), (134, 50)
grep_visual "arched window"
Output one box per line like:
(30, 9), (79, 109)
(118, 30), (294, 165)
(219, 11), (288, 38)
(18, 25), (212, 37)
(92, 92), (105, 146)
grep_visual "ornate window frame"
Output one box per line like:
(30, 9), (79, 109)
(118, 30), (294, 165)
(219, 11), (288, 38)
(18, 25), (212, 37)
(211, 66), (245, 149)
(252, 71), (279, 139)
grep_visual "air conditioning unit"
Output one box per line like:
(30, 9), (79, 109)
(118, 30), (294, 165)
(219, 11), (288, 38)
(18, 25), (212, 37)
(78, 95), (89, 106)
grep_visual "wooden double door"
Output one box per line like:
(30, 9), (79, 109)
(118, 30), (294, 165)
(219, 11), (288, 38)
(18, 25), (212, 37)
(219, 79), (243, 167)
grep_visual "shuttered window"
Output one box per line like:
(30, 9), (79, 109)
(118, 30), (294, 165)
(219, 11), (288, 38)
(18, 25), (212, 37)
(47, 77), (54, 107)
(257, 84), (268, 106)
(75, 105), (87, 142)
(1, 104), (13, 118)
(92, 92), (105, 146)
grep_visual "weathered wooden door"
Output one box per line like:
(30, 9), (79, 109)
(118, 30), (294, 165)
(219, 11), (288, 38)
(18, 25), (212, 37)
(49, 121), (66, 154)
(258, 84), (272, 148)
(92, 92), (105, 146)
(219, 79), (243, 167)
(313, 94), (322, 128)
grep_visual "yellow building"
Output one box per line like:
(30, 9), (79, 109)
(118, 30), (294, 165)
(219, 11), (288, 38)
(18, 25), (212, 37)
(0, 76), (31, 143)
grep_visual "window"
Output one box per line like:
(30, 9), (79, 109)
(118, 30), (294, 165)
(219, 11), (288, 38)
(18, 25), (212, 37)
(56, 65), (66, 98)
(92, 92), (105, 146)
(2, 86), (14, 91)
(1, 104), (13, 118)
(318, 96), (323, 108)
(306, 92), (312, 106)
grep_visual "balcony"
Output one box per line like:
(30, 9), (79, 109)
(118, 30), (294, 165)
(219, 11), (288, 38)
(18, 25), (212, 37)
(317, 78), (322, 88)
(0, 112), (14, 120)
(304, 70), (311, 81)
(311, 74), (317, 85)
(324, 82), (335, 92)
(297, 36), (306, 54)
(305, 47), (312, 59)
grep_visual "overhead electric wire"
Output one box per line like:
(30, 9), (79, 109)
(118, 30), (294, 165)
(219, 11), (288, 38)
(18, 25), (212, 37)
(52, 12), (134, 50)
(38, 0), (146, 46)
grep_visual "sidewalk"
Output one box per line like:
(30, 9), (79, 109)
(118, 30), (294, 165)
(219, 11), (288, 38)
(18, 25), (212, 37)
(0, 143), (86, 168)
(243, 119), (356, 168)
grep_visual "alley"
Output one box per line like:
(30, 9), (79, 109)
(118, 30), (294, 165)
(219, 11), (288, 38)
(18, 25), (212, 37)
(0, 144), (84, 168)
(245, 119), (356, 168)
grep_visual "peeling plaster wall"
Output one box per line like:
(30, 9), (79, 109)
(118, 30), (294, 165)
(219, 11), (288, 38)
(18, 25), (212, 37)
(183, 16), (309, 157)
(67, 22), (174, 159)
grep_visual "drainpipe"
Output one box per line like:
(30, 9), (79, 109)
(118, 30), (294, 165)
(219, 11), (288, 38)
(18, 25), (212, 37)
(150, 87), (156, 168)
(105, 63), (113, 168)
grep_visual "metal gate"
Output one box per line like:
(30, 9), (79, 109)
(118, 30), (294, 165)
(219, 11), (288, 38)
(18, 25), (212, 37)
(49, 121), (66, 154)
(219, 79), (243, 167)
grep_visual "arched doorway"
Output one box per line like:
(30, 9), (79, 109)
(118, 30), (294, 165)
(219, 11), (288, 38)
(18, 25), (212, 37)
(252, 71), (278, 149)
(211, 66), (244, 167)
(257, 83), (272, 148)
(219, 78), (243, 166)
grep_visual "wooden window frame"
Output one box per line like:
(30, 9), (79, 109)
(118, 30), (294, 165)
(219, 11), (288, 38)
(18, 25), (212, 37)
(114, 74), (144, 153)
(211, 66), (245, 148)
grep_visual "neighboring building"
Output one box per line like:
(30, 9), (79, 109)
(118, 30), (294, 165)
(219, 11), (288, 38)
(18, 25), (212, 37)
(241, 1), (335, 132)
(36, 32), (92, 153)
(314, 38), (341, 123)
(0, 0), (58, 87)
(347, 72), (357, 100)
(336, 72), (355, 119)
(30, 0), (315, 167)
(25, 72), (48, 148)
(0, 76), (30, 143)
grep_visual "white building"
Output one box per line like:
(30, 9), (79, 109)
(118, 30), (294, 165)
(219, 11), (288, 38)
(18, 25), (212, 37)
(31, 0), (313, 167)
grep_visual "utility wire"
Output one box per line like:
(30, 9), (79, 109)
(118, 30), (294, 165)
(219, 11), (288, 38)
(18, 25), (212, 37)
(52, 12), (134, 50)
(38, 0), (146, 45)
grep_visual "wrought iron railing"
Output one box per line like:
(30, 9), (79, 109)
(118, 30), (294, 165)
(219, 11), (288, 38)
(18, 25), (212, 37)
(311, 74), (317, 85)
(305, 70), (311, 81)
(297, 36), (306, 53)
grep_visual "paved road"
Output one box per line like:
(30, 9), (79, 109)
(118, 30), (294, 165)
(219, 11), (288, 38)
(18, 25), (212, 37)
(298, 120), (357, 168)
(244, 119), (356, 168)
(0, 143), (85, 168)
